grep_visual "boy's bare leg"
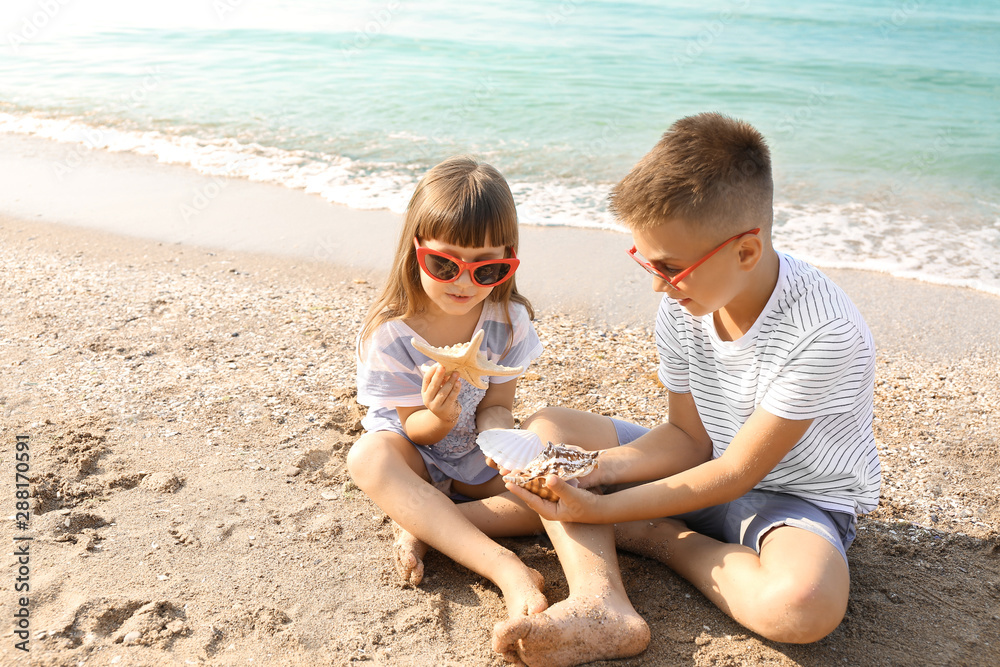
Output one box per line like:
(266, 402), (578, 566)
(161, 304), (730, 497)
(491, 409), (650, 666)
(346, 431), (548, 617)
(616, 518), (850, 643)
(493, 518), (650, 666)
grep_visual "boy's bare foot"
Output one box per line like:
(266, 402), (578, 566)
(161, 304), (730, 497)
(492, 591), (650, 666)
(392, 521), (428, 585)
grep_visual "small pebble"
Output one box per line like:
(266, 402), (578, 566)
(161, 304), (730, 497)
(123, 631), (141, 645)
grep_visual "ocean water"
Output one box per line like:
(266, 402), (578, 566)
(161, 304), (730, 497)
(2, 0), (998, 293)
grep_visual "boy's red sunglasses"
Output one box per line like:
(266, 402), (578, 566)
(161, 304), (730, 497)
(413, 237), (520, 287)
(627, 228), (760, 287)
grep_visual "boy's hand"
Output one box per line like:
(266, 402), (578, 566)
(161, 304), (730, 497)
(574, 462), (604, 488)
(505, 475), (602, 523)
(420, 363), (461, 424)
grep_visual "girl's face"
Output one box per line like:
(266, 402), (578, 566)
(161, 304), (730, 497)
(417, 238), (507, 318)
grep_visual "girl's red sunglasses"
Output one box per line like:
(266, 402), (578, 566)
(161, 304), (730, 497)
(413, 237), (520, 288)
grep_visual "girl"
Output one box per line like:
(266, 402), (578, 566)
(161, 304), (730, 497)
(347, 156), (548, 619)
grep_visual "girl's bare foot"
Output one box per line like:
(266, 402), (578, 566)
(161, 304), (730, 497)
(495, 562), (548, 618)
(392, 521), (428, 585)
(492, 590), (650, 667)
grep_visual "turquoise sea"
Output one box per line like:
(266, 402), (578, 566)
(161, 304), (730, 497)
(2, 0), (998, 293)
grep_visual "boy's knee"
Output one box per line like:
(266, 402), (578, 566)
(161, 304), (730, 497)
(755, 576), (847, 644)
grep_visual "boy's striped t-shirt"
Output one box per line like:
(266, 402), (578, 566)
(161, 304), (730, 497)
(656, 253), (880, 515)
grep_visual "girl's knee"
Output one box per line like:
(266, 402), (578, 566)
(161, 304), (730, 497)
(346, 431), (426, 491)
(345, 436), (370, 485)
(346, 432), (391, 488)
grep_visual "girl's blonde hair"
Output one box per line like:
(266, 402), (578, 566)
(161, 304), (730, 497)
(359, 156), (533, 356)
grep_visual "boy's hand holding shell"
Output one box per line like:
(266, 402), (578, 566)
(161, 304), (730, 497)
(476, 429), (599, 501)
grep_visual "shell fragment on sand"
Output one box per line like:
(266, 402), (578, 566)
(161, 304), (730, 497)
(410, 329), (522, 390)
(502, 442), (599, 501)
(476, 428), (545, 471)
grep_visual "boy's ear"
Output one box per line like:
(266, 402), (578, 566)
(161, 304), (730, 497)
(737, 235), (764, 271)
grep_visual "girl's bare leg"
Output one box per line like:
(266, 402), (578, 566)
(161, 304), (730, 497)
(346, 431), (547, 617)
(392, 475), (545, 585)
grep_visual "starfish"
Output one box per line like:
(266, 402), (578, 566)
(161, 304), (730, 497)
(410, 329), (522, 390)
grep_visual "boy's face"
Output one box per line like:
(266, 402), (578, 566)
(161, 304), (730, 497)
(631, 219), (752, 317)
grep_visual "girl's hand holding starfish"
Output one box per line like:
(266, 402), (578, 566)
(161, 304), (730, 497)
(420, 363), (462, 425)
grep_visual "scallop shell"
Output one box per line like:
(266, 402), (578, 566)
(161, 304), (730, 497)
(475, 429), (544, 472)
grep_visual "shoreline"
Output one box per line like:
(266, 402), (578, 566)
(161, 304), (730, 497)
(3, 131), (1000, 358)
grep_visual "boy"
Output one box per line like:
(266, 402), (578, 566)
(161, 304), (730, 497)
(504, 112), (880, 646)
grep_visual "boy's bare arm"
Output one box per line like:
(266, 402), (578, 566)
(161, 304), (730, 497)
(507, 407), (813, 525)
(591, 390), (713, 486)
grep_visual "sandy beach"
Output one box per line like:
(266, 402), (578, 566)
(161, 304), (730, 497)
(2, 138), (999, 666)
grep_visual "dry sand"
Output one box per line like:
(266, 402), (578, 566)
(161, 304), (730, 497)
(1, 138), (999, 666)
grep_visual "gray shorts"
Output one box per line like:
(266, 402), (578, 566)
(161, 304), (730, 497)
(610, 418), (856, 564)
(365, 424), (497, 497)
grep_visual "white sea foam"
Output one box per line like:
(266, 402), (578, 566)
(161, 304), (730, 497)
(774, 202), (1000, 297)
(2, 110), (998, 296)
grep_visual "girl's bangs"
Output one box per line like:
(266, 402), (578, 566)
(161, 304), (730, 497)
(417, 188), (518, 250)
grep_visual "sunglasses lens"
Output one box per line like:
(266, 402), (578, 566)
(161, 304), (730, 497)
(473, 262), (510, 286)
(424, 253), (460, 281)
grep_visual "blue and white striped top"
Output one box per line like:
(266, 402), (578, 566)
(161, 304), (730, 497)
(656, 253), (881, 515)
(356, 301), (542, 475)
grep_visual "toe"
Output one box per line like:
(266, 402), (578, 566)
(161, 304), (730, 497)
(492, 615), (531, 658)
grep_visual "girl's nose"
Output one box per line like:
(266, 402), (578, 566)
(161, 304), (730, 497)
(454, 268), (475, 287)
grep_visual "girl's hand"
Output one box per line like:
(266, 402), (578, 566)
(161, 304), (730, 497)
(420, 363), (461, 424)
(504, 475), (603, 524)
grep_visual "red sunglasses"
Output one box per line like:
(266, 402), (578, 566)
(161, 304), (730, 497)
(413, 237), (520, 288)
(628, 228), (760, 287)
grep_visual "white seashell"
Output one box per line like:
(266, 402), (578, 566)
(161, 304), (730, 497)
(476, 429), (544, 472)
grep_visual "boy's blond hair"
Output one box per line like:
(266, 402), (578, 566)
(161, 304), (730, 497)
(609, 112), (773, 236)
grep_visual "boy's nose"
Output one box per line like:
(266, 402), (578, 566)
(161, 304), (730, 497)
(652, 275), (675, 294)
